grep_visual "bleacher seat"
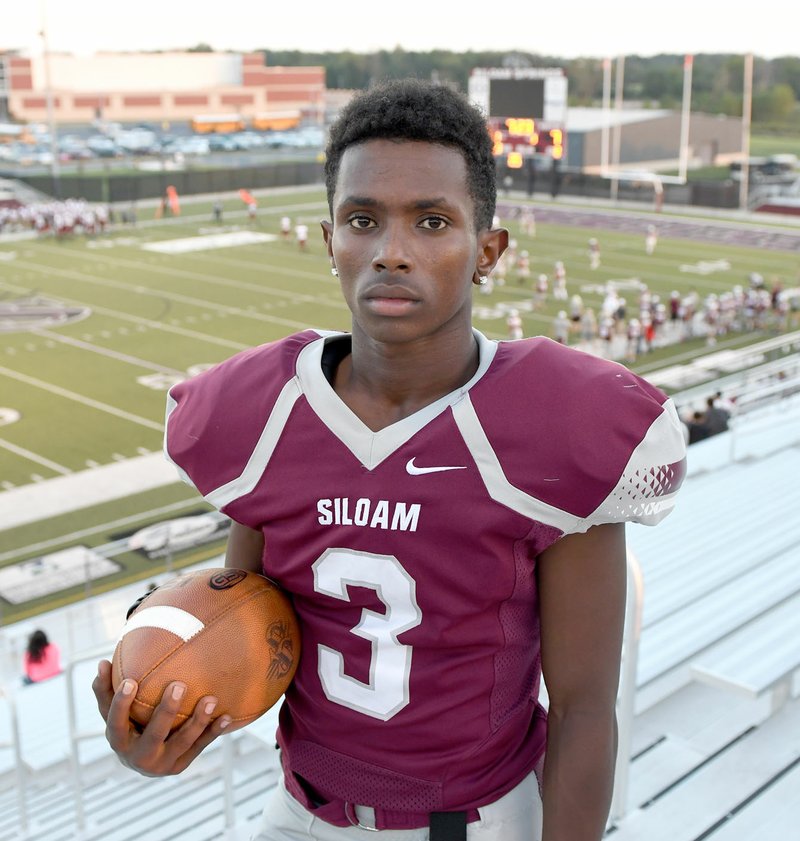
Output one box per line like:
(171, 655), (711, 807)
(627, 445), (800, 713)
(690, 593), (800, 708)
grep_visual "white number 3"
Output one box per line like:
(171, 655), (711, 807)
(312, 548), (422, 721)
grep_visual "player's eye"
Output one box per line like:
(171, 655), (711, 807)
(347, 215), (376, 229)
(419, 216), (449, 231)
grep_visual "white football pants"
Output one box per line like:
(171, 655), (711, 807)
(249, 768), (542, 841)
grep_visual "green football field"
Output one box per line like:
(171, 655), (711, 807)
(1, 186), (798, 621)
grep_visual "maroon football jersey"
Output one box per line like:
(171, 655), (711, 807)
(165, 330), (686, 828)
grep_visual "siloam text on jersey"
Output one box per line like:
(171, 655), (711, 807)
(317, 498), (421, 532)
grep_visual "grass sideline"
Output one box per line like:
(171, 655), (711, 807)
(1, 187), (798, 622)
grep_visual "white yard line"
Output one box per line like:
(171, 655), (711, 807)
(0, 279), (250, 351)
(32, 329), (186, 375)
(13, 258), (314, 331)
(0, 452), (180, 530)
(33, 238), (340, 293)
(0, 437), (72, 475)
(0, 365), (164, 431)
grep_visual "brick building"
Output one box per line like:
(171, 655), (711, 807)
(0, 51), (325, 126)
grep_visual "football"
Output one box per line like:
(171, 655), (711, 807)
(111, 568), (300, 731)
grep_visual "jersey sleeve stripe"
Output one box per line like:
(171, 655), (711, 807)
(164, 377), (303, 511)
(576, 398), (687, 532)
(451, 396), (581, 533)
(163, 391), (196, 488)
(204, 377), (303, 510)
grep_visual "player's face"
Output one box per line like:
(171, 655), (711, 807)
(322, 140), (502, 345)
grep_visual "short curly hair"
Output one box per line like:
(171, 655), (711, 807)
(324, 78), (496, 231)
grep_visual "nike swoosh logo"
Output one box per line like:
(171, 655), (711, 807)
(406, 457), (467, 475)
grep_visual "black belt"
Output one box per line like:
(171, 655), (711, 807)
(430, 811), (467, 841)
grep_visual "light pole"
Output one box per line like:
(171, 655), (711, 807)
(39, 0), (61, 197)
(678, 55), (693, 183)
(739, 53), (754, 212)
(610, 55), (625, 203)
(600, 58), (612, 178)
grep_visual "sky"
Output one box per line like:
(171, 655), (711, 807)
(3, 0), (797, 60)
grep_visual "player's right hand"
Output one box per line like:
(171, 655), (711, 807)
(92, 659), (232, 777)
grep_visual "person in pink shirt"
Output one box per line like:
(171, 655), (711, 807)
(23, 629), (61, 685)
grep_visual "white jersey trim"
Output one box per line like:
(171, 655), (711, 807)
(297, 330), (499, 471)
(170, 377), (300, 509)
(575, 398), (687, 533)
(201, 377), (303, 510)
(163, 392), (195, 488)
(451, 395), (582, 533)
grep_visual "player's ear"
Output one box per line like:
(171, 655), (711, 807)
(320, 220), (334, 260)
(477, 227), (509, 276)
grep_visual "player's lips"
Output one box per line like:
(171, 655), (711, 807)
(363, 283), (420, 315)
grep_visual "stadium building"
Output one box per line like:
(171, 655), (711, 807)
(0, 50), (325, 127)
(564, 107), (743, 172)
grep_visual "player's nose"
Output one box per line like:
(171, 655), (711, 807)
(372, 224), (411, 273)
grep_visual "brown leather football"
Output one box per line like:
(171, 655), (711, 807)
(111, 568), (300, 731)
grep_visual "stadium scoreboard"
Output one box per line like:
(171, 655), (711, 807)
(468, 68), (567, 168)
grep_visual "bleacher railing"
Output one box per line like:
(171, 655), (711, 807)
(65, 647), (110, 832)
(610, 548), (644, 823)
(0, 684), (27, 834)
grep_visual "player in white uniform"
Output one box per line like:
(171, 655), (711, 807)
(93, 79), (685, 841)
(506, 307), (523, 339)
(645, 224), (658, 255)
(588, 237), (600, 270)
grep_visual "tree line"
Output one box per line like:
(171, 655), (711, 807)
(256, 48), (800, 128)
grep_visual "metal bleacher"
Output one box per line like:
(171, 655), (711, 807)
(628, 445), (800, 713)
(608, 382), (800, 840)
(1, 376), (799, 840)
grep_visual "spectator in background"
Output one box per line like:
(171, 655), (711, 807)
(705, 395), (731, 435)
(687, 411), (712, 445)
(23, 629), (61, 685)
(715, 390), (737, 416)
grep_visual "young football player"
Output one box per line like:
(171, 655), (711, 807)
(94, 79), (686, 841)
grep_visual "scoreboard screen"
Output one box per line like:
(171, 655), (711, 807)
(469, 68), (568, 166)
(488, 78), (545, 120)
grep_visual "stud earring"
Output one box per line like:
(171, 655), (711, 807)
(478, 275), (488, 285)
(331, 267), (339, 277)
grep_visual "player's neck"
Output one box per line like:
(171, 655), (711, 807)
(333, 328), (479, 432)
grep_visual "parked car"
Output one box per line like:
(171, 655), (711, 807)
(86, 135), (120, 157)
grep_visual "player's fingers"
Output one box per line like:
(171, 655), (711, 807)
(169, 706), (233, 774)
(162, 694), (224, 757)
(92, 659), (115, 721)
(104, 677), (138, 751)
(138, 682), (190, 745)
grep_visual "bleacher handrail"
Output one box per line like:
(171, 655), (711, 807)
(610, 548), (644, 823)
(731, 374), (800, 413)
(649, 330), (800, 395)
(0, 683), (28, 834)
(65, 645), (113, 832)
(672, 355), (800, 413)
